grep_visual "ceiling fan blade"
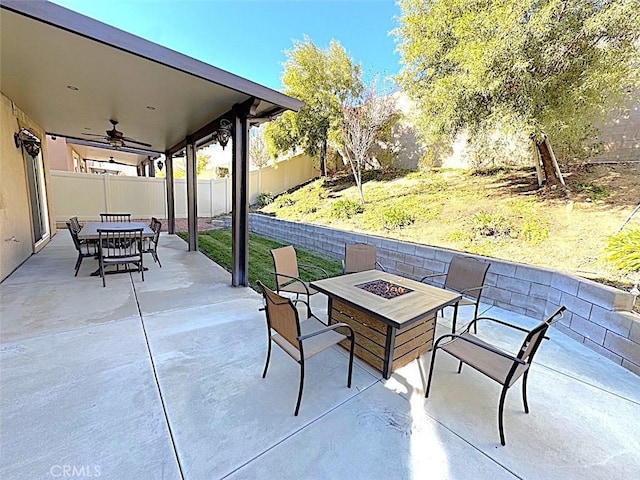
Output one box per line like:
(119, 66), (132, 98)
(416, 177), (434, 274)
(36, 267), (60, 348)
(82, 133), (107, 138)
(122, 137), (152, 147)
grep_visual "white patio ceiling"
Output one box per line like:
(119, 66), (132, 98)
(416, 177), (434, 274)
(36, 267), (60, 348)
(0, 0), (302, 154)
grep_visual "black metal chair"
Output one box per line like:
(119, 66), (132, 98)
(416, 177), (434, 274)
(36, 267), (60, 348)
(342, 243), (385, 274)
(425, 306), (566, 445)
(100, 213), (131, 222)
(258, 281), (355, 416)
(97, 228), (144, 287)
(69, 216), (82, 232)
(67, 221), (98, 276)
(270, 245), (328, 318)
(142, 218), (162, 267)
(421, 256), (490, 333)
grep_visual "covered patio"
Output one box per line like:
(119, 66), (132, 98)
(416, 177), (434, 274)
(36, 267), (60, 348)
(1, 233), (638, 479)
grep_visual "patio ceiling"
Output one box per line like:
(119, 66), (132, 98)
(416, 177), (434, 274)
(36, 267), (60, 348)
(0, 0), (303, 154)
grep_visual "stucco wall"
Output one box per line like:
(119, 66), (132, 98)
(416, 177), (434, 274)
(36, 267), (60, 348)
(0, 93), (55, 281)
(248, 214), (640, 375)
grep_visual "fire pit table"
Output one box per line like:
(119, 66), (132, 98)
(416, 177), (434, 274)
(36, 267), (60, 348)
(311, 270), (461, 379)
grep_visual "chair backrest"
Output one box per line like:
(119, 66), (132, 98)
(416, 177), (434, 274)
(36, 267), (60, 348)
(67, 221), (82, 250)
(271, 246), (300, 288)
(69, 216), (81, 232)
(97, 228), (143, 259)
(506, 306), (566, 386)
(151, 218), (162, 244)
(258, 281), (301, 350)
(344, 243), (378, 274)
(100, 213), (131, 222)
(445, 256), (490, 299)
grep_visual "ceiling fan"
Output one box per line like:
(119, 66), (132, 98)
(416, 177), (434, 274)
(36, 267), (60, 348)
(82, 119), (151, 148)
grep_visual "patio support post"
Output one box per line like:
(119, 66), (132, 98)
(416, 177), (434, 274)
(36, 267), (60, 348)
(231, 108), (250, 286)
(185, 136), (198, 251)
(165, 153), (175, 234)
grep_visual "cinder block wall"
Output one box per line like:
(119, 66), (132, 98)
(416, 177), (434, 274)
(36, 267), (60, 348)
(249, 214), (640, 375)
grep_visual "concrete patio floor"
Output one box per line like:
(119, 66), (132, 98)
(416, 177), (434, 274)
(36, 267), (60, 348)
(1, 232), (639, 480)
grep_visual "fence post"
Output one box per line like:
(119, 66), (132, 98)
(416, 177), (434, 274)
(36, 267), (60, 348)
(104, 174), (111, 215)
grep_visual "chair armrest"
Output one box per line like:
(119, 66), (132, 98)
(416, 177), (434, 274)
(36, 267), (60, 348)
(271, 271), (311, 295)
(436, 333), (526, 365)
(465, 316), (531, 334)
(291, 298), (313, 319)
(459, 285), (485, 296)
(298, 322), (354, 341)
(299, 263), (329, 278)
(420, 273), (447, 282)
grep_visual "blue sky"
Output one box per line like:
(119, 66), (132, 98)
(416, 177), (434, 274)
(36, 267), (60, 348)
(51, 0), (403, 91)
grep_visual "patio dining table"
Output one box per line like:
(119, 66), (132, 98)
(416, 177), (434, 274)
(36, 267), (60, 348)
(311, 270), (461, 379)
(77, 221), (155, 277)
(77, 221), (154, 240)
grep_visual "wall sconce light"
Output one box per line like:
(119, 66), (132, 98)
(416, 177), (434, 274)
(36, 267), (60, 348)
(216, 118), (233, 150)
(14, 128), (41, 157)
(157, 160), (164, 171)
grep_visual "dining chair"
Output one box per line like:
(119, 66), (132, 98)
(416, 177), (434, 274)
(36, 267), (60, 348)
(421, 256), (490, 333)
(67, 220), (98, 276)
(425, 306), (566, 445)
(142, 218), (162, 267)
(270, 245), (328, 317)
(69, 216), (82, 232)
(97, 228), (144, 287)
(258, 281), (355, 416)
(100, 213), (131, 222)
(342, 243), (385, 274)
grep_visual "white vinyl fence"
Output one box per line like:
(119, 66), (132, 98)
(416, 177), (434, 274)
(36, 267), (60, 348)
(50, 154), (319, 222)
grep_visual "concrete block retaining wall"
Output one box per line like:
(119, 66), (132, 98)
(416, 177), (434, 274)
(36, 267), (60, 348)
(248, 214), (640, 375)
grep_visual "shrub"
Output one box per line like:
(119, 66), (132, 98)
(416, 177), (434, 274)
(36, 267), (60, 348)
(382, 207), (414, 229)
(256, 192), (274, 207)
(330, 199), (363, 219)
(520, 218), (549, 245)
(274, 195), (295, 208)
(605, 228), (640, 274)
(471, 211), (513, 237)
(574, 182), (611, 201)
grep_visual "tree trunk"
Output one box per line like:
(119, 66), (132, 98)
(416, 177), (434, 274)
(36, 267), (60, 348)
(536, 139), (564, 187)
(320, 133), (327, 177)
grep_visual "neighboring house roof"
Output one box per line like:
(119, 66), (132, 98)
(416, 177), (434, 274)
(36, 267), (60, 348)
(0, 0), (303, 153)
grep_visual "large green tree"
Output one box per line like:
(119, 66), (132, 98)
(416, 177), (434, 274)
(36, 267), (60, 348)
(397, 0), (640, 186)
(265, 36), (362, 176)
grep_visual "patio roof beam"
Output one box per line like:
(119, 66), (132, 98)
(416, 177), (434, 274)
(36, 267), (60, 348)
(166, 97), (263, 156)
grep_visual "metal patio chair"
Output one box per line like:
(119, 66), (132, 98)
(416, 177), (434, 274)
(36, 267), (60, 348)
(67, 220), (98, 276)
(425, 306), (566, 445)
(421, 256), (490, 332)
(342, 243), (385, 274)
(97, 228), (144, 287)
(100, 213), (131, 222)
(142, 217), (162, 267)
(270, 245), (328, 317)
(258, 281), (355, 416)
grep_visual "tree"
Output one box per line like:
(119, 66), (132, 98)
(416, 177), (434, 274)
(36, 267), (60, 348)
(249, 126), (271, 169)
(396, 0), (640, 187)
(265, 36), (362, 176)
(337, 81), (398, 204)
(161, 152), (210, 178)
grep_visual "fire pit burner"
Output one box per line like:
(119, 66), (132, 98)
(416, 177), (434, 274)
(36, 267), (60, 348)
(355, 279), (414, 299)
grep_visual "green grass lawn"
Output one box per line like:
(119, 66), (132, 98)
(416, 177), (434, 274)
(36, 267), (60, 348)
(178, 229), (343, 291)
